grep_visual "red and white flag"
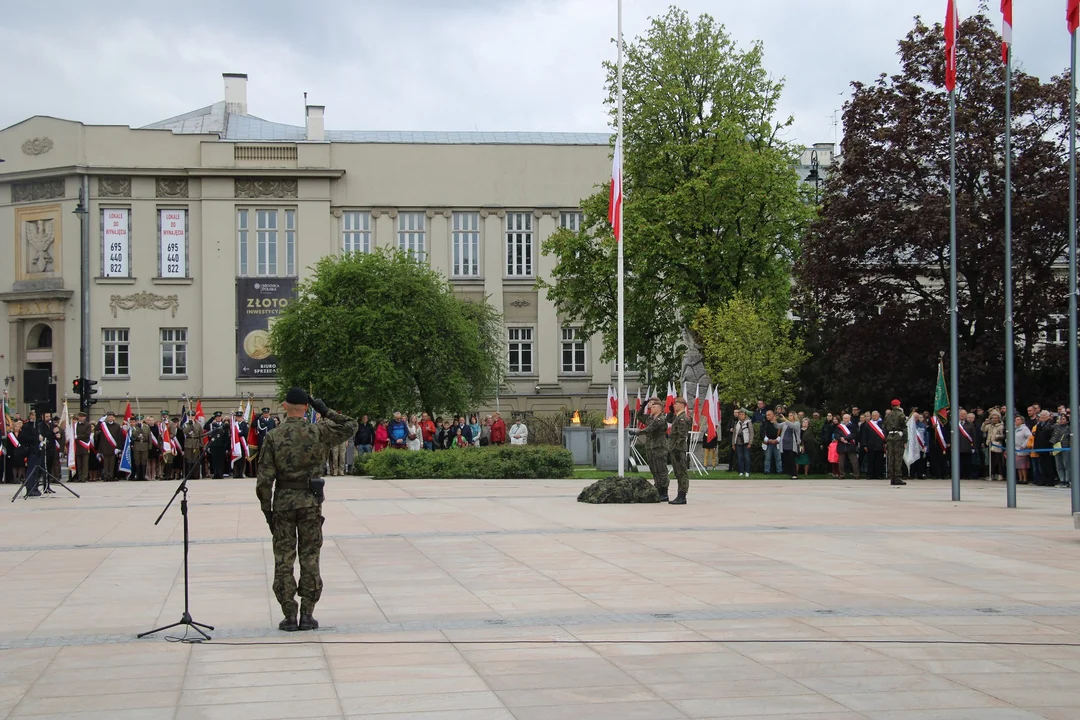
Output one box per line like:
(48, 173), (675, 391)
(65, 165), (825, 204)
(664, 382), (675, 413)
(608, 135), (623, 242)
(194, 398), (205, 425)
(1070, 0), (1080, 34)
(123, 400), (132, 426)
(1001, 0), (1012, 63)
(945, 0), (959, 92)
(607, 386), (618, 420)
(230, 419), (243, 462)
(692, 384), (701, 432)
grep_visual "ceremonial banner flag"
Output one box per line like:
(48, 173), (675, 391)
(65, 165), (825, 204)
(608, 135), (623, 242)
(123, 400), (132, 425)
(1001, 0), (1012, 63)
(692, 384), (701, 432)
(934, 360), (950, 419)
(195, 398), (205, 425)
(61, 400), (75, 472)
(1070, 0), (1080, 33)
(118, 428), (133, 476)
(945, 0), (960, 92)
(664, 383), (675, 413)
(903, 414), (922, 469)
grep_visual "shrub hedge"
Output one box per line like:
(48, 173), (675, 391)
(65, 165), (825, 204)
(354, 445), (575, 479)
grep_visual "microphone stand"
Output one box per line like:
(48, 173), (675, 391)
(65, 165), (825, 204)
(138, 424), (225, 641)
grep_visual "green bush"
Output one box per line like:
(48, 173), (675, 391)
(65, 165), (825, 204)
(356, 445), (575, 479)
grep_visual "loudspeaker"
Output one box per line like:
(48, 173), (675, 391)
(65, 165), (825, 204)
(23, 369), (50, 405)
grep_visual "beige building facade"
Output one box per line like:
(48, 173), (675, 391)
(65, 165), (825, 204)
(0, 74), (632, 418)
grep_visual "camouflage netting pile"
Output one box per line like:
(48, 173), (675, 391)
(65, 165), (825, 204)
(577, 476), (660, 504)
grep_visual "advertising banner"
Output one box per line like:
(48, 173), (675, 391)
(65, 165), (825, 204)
(236, 278), (296, 378)
(159, 209), (186, 278)
(102, 208), (129, 277)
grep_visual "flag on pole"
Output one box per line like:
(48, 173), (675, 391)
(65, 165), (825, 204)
(934, 360), (950, 419)
(623, 392), (631, 426)
(0, 394), (7, 457)
(230, 417), (242, 461)
(60, 400), (75, 473)
(945, 0), (959, 92)
(1001, 0), (1012, 63)
(1071, 0), (1080, 34)
(608, 135), (623, 242)
(607, 386), (618, 420)
(664, 383), (675, 413)
(118, 427), (133, 476)
(692, 384), (701, 432)
(195, 398), (205, 425)
(123, 399), (132, 426)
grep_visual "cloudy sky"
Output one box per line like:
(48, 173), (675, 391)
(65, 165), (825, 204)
(0, 0), (1066, 148)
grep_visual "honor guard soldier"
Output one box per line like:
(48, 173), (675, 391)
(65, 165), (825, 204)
(885, 399), (908, 486)
(233, 411), (249, 478)
(668, 398), (691, 504)
(642, 397), (671, 501)
(131, 417), (151, 480)
(257, 388), (357, 632)
(206, 412), (227, 478)
(182, 414), (204, 478)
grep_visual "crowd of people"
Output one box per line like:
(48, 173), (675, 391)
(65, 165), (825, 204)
(351, 412), (529, 456)
(714, 400), (1073, 487)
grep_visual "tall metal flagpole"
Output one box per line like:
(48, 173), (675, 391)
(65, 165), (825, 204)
(1005, 42), (1017, 509)
(1069, 26), (1079, 514)
(949, 88), (961, 502)
(616, 0), (626, 477)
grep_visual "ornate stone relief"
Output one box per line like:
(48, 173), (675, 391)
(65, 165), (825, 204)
(156, 178), (189, 198)
(99, 177), (132, 198)
(23, 219), (55, 274)
(234, 178), (298, 199)
(21, 137), (53, 156)
(7, 299), (66, 317)
(11, 179), (64, 203)
(109, 291), (179, 318)
(509, 298), (531, 308)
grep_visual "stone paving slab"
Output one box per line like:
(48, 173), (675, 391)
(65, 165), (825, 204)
(1, 477), (1079, 718)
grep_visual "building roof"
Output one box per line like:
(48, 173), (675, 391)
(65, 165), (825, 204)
(142, 102), (611, 146)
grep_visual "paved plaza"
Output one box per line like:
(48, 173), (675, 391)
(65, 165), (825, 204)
(1, 477), (1080, 719)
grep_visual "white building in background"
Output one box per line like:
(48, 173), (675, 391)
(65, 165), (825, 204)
(0, 73), (629, 418)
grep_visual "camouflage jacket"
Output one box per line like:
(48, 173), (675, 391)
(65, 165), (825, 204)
(642, 413), (670, 453)
(669, 413), (691, 453)
(131, 427), (150, 452)
(257, 409), (358, 513)
(884, 408), (907, 442)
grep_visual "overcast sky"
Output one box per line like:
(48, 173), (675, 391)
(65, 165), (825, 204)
(0, 0), (1066, 148)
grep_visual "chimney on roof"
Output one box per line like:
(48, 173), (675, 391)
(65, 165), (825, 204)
(306, 105), (325, 142)
(223, 73), (248, 115)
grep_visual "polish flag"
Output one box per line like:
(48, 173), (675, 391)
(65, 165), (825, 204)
(608, 135), (623, 242)
(623, 392), (631, 426)
(692, 384), (701, 432)
(123, 400), (132, 426)
(945, 0), (959, 92)
(711, 386), (721, 442)
(702, 386), (716, 442)
(1001, 0), (1012, 64)
(194, 398), (205, 425)
(1071, 0), (1080, 34)
(230, 418), (243, 462)
(664, 382), (675, 413)
(607, 386), (618, 420)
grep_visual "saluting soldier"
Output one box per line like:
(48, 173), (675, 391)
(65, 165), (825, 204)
(668, 398), (691, 505)
(642, 397), (672, 502)
(183, 414), (204, 478)
(131, 417), (151, 480)
(885, 400), (908, 486)
(257, 389), (357, 632)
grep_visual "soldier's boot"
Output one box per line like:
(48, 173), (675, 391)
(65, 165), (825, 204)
(891, 478), (907, 486)
(278, 615), (299, 632)
(669, 493), (687, 505)
(656, 489), (669, 503)
(299, 600), (319, 631)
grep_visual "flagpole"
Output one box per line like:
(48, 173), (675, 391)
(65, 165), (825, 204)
(1004, 42), (1017, 509)
(616, 0), (626, 478)
(1069, 25), (1079, 514)
(949, 83), (961, 503)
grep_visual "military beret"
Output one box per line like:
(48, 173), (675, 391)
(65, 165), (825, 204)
(284, 387), (310, 405)
(891, 399), (901, 407)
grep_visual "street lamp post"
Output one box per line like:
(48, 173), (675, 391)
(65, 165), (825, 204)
(73, 180), (90, 412)
(806, 150), (821, 204)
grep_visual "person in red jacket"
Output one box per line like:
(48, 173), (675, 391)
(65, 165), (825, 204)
(489, 412), (507, 446)
(373, 420), (389, 452)
(419, 412), (437, 450)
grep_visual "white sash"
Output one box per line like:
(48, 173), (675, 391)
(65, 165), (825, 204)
(6, 432), (19, 448)
(869, 420), (885, 441)
(99, 420), (119, 449)
(837, 423), (851, 437)
(959, 423), (973, 443)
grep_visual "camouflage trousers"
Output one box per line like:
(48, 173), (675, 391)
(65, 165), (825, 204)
(670, 449), (689, 495)
(887, 440), (905, 483)
(648, 447), (670, 495)
(329, 442), (347, 476)
(271, 506), (324, 617)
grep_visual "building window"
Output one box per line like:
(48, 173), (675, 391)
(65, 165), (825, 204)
(397, 212), (426, 262)
(256, 209), (278, 276)
(506, 212), (533, 277)
(610, 358), (642, 375)
(103, 329), (130, 377)
(561, 327), (587, 374)
(452, 212), (480, 277)
(560, 212), (583, 232)
(238, 209), (249, 276)
(343, 211), (371, 254)
(285, 209), (296, 276)
(159, 208), (189, 278)
(101, 208), (131, 278)
(508, 327), (534, 374)
(160, 328), (187, 377)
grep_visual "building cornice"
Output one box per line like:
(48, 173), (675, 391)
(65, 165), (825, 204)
(0, 166), (345, 183)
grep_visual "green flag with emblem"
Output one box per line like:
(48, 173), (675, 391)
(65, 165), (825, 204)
(934, 360), (949, 419)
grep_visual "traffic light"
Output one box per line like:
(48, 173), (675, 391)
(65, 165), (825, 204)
(72, 378), (82, 396)
(83, 378), (98, 407)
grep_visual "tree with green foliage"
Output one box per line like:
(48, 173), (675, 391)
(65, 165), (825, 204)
(270, 249), (504, 418)
(691, 295), (807, 407)
(540, 6), (812, 380)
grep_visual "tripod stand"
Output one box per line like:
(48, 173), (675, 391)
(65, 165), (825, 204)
(138, 427), (221, 641)
(11, 456), (80, 501)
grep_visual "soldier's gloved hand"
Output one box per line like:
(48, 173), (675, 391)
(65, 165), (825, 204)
(309, 397), (329, 417)
(263, 509), (274, 528)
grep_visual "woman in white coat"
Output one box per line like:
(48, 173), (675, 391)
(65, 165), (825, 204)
(509, 420), (529, 445)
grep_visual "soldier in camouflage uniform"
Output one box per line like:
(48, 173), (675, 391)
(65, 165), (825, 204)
(182, 416), (204, 479)
(130, 418), (150, 481)
(885, 399), (908, 486)
(642, 397), (672, 502)
(668, 398), (691, 505)
(257, 388), (357, 632)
